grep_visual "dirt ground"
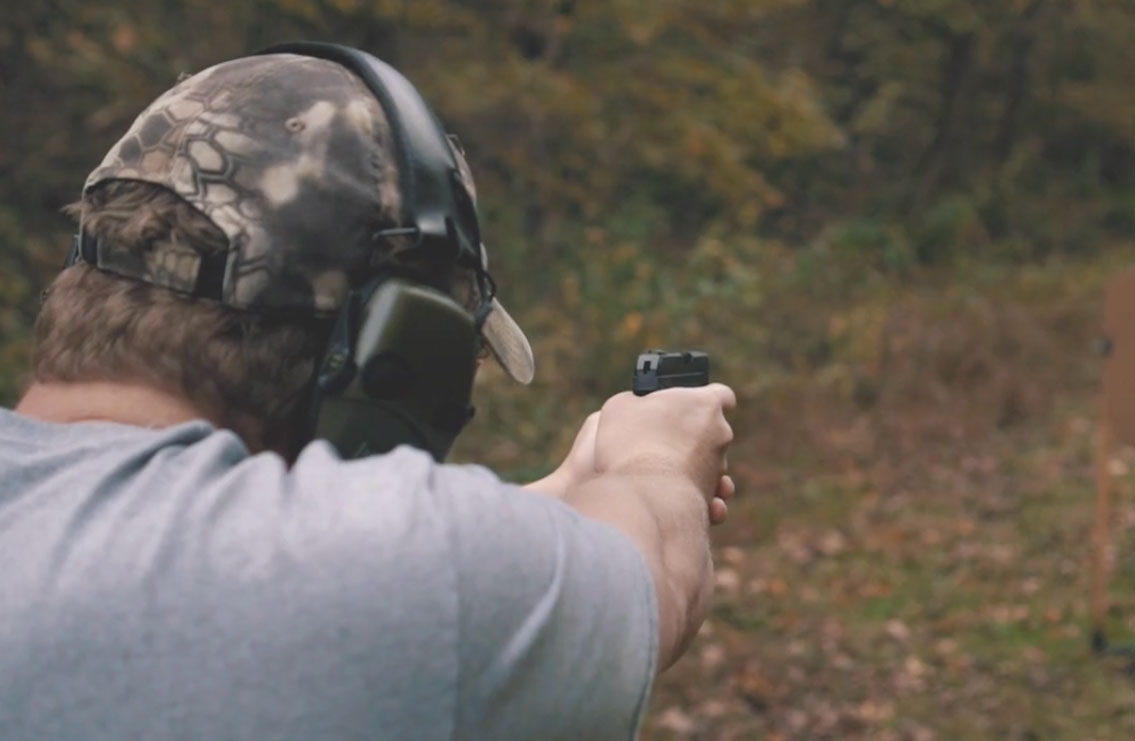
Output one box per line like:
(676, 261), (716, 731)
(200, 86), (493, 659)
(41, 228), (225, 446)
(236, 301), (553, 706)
(639, 281), (1135, 739)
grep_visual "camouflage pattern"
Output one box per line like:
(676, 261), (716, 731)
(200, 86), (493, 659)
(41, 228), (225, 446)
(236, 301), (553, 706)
(84, 53), (533, 383)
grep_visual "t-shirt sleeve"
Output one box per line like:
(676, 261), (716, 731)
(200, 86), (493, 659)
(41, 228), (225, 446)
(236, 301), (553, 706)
(434, 464), (658, 741)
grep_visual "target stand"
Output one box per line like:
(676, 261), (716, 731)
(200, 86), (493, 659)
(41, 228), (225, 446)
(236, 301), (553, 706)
(1093, 270), (1135, 656)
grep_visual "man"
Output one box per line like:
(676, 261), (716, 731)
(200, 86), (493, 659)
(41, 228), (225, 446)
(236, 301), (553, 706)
(0, 48), (736, 740)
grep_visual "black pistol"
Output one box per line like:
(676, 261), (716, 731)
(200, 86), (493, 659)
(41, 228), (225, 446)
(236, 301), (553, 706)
(632, 350), (710, 396)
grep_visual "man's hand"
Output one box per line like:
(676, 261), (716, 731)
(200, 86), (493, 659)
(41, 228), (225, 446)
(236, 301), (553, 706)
(596, 385), (736, 526)
(525, 404), (736, 525)
(595, 384), (735, 489)
(555, 384), (737, 673)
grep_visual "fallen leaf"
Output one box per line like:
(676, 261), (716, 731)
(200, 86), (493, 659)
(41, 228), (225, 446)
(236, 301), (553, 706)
(885, 619), (911, 642)
(696, 699), (732, 719)
(768, 578), (789, 597)
(816, 529), (848, 556)
(715, 568), (741, 593)
(700, 643), (726, 672)
(720, 545), (746, 566)
(656, 707), (698, 735)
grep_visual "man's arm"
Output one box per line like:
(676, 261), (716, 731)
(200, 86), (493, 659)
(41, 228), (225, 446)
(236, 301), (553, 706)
(435, 384), (733, 739)
(560, 470), (712, 673)
(442, 465), (659, 741)
(528, 386), (736, 672)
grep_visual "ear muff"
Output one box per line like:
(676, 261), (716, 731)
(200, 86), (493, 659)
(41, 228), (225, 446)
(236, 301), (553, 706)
(254, 41), (492, 461)
(307, 277), (478, 461)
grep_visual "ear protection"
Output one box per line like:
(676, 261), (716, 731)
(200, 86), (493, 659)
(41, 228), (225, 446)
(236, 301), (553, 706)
(306, 274), (480, 462)
(253, 41), (494, 462)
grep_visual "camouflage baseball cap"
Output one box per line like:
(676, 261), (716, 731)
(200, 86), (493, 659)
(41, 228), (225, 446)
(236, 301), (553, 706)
(82, 53), (534, 384)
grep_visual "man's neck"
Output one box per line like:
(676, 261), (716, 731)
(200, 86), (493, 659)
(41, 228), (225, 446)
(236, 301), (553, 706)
(16, 381), (281, 454)
(16, 381), (210, 430)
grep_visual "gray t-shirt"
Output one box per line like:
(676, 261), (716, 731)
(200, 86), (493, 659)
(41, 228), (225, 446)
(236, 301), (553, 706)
(0, 408), (656, 740)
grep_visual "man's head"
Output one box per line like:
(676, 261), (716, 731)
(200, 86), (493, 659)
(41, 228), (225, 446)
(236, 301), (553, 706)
(33, 49), (534, 452)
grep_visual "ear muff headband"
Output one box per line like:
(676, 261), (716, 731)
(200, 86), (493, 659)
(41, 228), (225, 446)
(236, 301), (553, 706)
(256, 42), (485, 274)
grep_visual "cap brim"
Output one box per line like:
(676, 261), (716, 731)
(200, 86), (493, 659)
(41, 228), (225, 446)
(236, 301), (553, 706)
(482, 297), (534, 384)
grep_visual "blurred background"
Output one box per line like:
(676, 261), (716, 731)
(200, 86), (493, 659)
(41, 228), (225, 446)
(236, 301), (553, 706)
(3, 0), (1135, 738)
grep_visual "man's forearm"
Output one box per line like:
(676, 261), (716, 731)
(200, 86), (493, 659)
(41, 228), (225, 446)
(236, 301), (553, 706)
(560, 471), (713, 673)
(522, 470), (567, 497)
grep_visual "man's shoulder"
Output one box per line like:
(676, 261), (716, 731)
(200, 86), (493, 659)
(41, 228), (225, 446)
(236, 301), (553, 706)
(0, 417), (475, 638)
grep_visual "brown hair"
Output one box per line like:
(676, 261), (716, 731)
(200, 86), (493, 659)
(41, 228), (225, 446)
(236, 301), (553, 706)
(34, 181), (330, 446)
